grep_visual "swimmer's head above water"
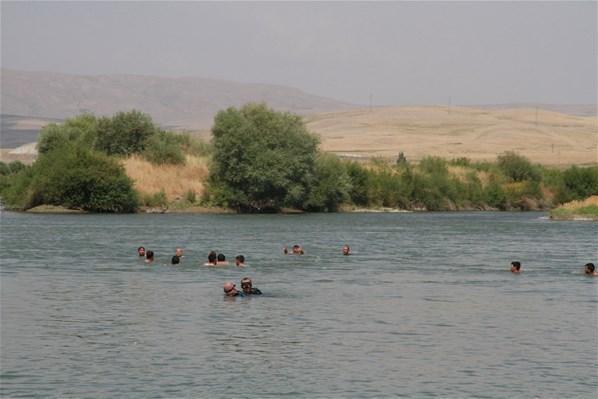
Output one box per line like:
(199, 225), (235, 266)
(138, 246), (146, 257)
(342, 244), (351, 256)
(510, 261), (521, 273)
(223, 281), (239, 296)
(584, 263), (597, 275)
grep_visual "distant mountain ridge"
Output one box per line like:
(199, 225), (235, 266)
(1, 69), (355, 130)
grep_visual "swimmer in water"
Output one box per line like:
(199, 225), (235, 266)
(145, 250), (154, 264)
(284, 245), (304, 255)
(342, 244), (351, 256)
(240, 277), (262, 295)
(235, 255), (246, 267)
(175, 247), (183, 258)
(292, 245), (304, 255)
(138, 246), (146, 257)
(217, 253), (228, 265)
(205, 251), (217, 266)
(510, 261), (521, 273)
(584, 263), (598, 276)
(171, 255), (180, 265)
(223, 281), (243, 297)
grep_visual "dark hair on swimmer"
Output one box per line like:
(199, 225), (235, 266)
(146, 250), (154, 260)
(511, 261), (521, 270)
(585, 263), (595, 273)
(208, 252), (217, 263)
(217, 253), (226, 262)
(171, 255), (180, 265)
(236, 255), (245, 263)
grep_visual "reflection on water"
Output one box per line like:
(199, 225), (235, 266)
(1, 211), (596, 398)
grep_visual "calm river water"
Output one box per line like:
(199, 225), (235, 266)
(1, 211), (596, 398)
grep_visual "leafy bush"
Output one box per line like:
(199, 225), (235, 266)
(0, 144), (137, 212)
(95, 110), (157, 156)
(143, 131), (186, 165)
(556, 166), (598, 203)
(305, 153), (351, 211)
(0, 162), (9, 176)
(497, 152), (541, 182)
(346, 162), (370, 206)
(38, 114), (98, 154)
(483, 176), (507, 210)
(207, 103), (319, 212)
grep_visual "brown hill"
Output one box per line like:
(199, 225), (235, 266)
(1, 69), (353, 130)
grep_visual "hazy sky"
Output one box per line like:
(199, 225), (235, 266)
(2, 1), (596, 106)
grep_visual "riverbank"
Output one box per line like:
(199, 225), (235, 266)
(549, 196), (598, 221)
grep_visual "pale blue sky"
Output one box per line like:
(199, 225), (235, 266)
(2, 1), (596, 105)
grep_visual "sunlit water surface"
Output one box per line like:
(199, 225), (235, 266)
(1, 211), (597, 398)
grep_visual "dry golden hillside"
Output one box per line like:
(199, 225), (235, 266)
(305, 106), (597, 165)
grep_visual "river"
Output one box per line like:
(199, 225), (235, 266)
(1, 211), (596, 398)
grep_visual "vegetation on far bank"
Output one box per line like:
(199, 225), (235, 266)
(0, 104), (597, 214)
(550, 196), (598, 220)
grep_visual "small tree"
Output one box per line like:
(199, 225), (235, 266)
(497, 152), (540, 182)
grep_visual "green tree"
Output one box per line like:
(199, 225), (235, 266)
(208, 103), (319, 212)
(497, 152), (540, 182)
(95, 110), (157, 156)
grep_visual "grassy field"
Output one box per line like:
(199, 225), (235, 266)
(305, 106), (597, 165)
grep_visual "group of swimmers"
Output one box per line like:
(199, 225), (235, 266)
(136, 246), (596, 297)
(135, 243), (354, 296)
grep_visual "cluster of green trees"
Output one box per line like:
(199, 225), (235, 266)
(1, 104), (596, 213)
(37, 111), (208, 165)
(205, 104), (598, 212)
(0, 111), (208, 212)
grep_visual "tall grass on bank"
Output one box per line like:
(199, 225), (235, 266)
(123, 155), (208, 204)
(550, 196), (598, 220)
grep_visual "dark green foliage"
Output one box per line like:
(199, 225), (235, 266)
(207, 103), (319, 211)
(0, 144), (137, 212)
(142, 131), (186, 165)
(483, 177), (507, 210)
(8, 161), (26, 174)
(0, 162), (9, 176)
(38, 114), (98, 154)
(346, 162), (370, 206)
(305, 153), (351, 211)
(556, 166), (598, 203)
(95, 110), (157, 156)
(497, 152), (541, 182)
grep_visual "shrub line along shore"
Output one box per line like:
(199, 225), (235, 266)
(1, 104), (596, 216)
